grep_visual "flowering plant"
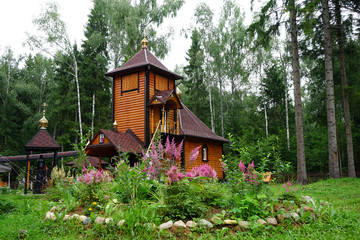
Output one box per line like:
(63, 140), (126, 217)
(186, 164), (217, 179)
(283, 181), (297, 192)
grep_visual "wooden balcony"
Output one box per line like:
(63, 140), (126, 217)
(151, 119), (180, 135)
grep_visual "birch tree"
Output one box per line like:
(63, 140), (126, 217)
(27, 3), (83, 138)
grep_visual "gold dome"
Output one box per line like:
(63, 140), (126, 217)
(176, 87), (182, 100)
(113, 120), (118, 131)
(141, 37), (148, 48)
(39, 115), (48, 129)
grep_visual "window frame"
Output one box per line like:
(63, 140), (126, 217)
(202, 144), (209, 162)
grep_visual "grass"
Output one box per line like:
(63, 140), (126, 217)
(0, 178), (359, 239)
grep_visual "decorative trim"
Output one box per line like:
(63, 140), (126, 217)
(202, 144), (209, 162)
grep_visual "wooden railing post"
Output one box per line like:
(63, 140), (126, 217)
(162, 105), (165, 133)
(176, 109), (180, 135)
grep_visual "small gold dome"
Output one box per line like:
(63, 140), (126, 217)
(141, 37), (148, 48)
(176, 87), (182, 100)
(39, 115), (48, 129)
(113, 120), (118, 131)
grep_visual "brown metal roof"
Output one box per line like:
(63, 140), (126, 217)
(179, 103), (229, 143)
(25, 129), (61, 150)
(86, 129), (144, 156)
(105, 47), (183, 80)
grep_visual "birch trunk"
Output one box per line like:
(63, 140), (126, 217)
(71, 51), (83, 139)
(219, 74), (224, 137)
(335, 0), (356, 177)
(264, 103), (269, 138)
(91, 94), (95, 139)
(322, 0), (340, 178)
(290, 0), (308, 184)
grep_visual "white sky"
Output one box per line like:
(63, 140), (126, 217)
(0, 0), (255, 71)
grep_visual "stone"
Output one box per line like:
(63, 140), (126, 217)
(45, 211), (56, 221)
(63, 215), (71, 221)
(71, 214), (80, 220)
(257, 219), (267, 225)
(50, 206), (57, 213)
(291, 212), (300, 220)
(18, 229), (27, 239)
(83, 217), (91, 225)
(173, 220), (186, 228)
(95, 216), (106, 224)
(186, 221), (197, 228)
(105, 218), (113, 224)
(224, 219), (237, 225)
(238, 220), (249, 228)
(144, 223), (156, 229)
(276, 214), (284, 223)
(79, 215), (87, 222)
(159, 220), (173, 230)
(199, 219), (213, 228)
(117, 219), (126, 227)
(303, 206), (313, 212)
(266, 217), (277, 226)
(211, 216), (222, 224)
(305, 196), (316, 209)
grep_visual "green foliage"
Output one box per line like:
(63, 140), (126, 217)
(229, 193), (270, 220)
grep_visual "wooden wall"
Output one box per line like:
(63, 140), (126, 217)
(184, 137), (224, 179)
(114, 71), (145, 142)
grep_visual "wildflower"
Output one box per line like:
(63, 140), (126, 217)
(283, 183), (286, 188)
(92, 202), (97, 205)
(189, 145), (201, 162)
(105, 195), (109, 200)
(88, 207), (92, 211)
(113, 199), (118, 204)
(238, 161), (246, 172)
(187, 164), (217, 179)
(287, 181), (291, 187)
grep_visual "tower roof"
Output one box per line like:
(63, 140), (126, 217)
(105, 46), (183, 80)
(25, 129), (61, 150)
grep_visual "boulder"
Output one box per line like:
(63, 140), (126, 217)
(186, 221), (197, 228)
(266, 217), (277, 226)
(79, 215), (87, 222)
(238, 220), (249, 228)
(159, 220), (173, 230)
(304, 196), (316, 209)
(117, 219), (126, 227)
(105, 218), (113, 224)
(199, 219), (213, 228)
(291, 212), (300, 220)
(83, 217), (91, 225)
(95, 216), (106, 224)
(224, 219), (237, 225)
(303, 206), (313, 212)
(173, 220), (186, 228)
(63, 215), (71, 221)
(257, 219), (267, 225)
(276, 214), (284, 223)
(45, 211), (56, 221)
(71, 214), (80, 220)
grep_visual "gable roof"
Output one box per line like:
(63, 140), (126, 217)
(149, 89), (182, 109)
(179, 103), (229, 143)
(105, 47), (183, 80)
(86, 129), (144, 156)
(25, 129), (61, 150)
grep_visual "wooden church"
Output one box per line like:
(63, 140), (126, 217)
(85, 38), (229, 179)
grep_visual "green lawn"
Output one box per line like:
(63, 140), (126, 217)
(1, 178), (359, 239)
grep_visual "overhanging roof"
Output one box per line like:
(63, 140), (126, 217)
(25, 128), (61, 150)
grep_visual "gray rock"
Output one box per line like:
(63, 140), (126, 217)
(257, 219), (267, 225)
(159, 220), (173, 230)
(79, 215), (87, 222)
(105, 218), (113, 224)
(71, 214), (80, 220)
(266, 217), (277, 226)
(199, 219), (213, 228)
(117, 219), (126, 227)
(224, 219), (237, 225)
(291, 212), (300, 220)
(276, 214), (284, 223)
(45, 211), (56, 221)
(50, 206), (57, 213)
(95, 216), (106, 224)
(186, 220), (196, 228)
(63, 214), (71, 221)
(238, 220), (249, 228)
(83, 217), (91, 225)
(305, 196), (316, 209)
(174, 220), (186, 228)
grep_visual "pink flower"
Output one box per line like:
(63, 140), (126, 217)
(238, 161), (246, 172)
(287, 181), (291, 187)
(189, 145), (201, 162)
(248, 161), (255, 169)
(283, 183), (286, 188)
(105, 195), (109, 200)
(286, 189), (289, 192)
(295, 188), (298, 191)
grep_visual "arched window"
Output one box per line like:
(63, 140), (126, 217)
(202, 144), (208, 162)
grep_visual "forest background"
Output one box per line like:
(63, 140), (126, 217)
(0, 0), (359, 182)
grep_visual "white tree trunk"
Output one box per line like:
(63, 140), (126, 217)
(322, 0), (340, 178)
(264, 103), (269, 138)
(91, 94), (95, 139)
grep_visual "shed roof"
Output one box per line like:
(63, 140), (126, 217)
(105, 47), (183, 80)
(25, 129), (61, 150)
(179, 103), (229, 143)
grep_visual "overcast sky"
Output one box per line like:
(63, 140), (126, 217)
(0, 0), (254, 71)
